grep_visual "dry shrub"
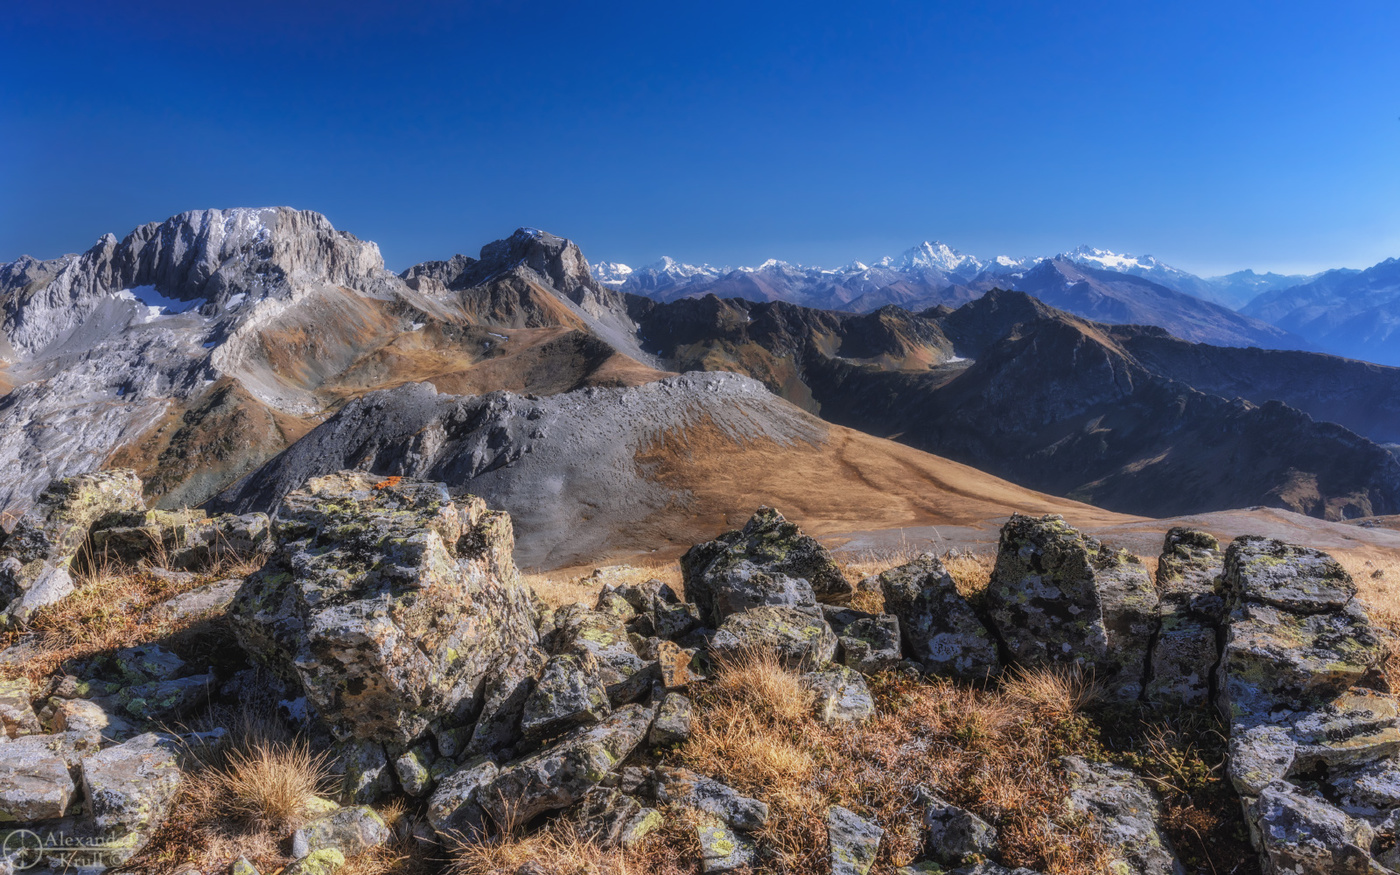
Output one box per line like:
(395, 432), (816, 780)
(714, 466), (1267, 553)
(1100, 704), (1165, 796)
(847, 588), (885, 614)
(200, 739), (333, 830)
(708, 647), (814, 724)
(1002, 663), (1103, 719)
(449, 820), (629, 875)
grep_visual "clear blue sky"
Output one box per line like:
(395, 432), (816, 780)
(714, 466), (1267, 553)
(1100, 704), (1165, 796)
(2, 0), (1397, 277)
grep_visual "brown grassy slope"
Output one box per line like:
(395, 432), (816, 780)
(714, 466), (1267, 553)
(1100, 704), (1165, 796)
(604, 413), (1135, 568)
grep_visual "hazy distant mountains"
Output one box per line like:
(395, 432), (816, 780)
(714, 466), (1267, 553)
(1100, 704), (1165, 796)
(597, 241), (1400, 362)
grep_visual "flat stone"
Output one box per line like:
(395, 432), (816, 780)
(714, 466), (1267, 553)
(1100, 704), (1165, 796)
(1060, 757), (1183, 875)
(649, 692), (693, 746)
(0, 677), (40, 738)
(802, 664), (875, 724)
(291, 805), (389, 859)
(696, 816), (757, 873)
(80, 732), (183, 864)
(119, 673), (214, 722)
(651, 767), (769, 831)
(1250, 781), (1379, 875)
(0, 738), (75, 820)
(709, 605), (838, 670)
(828, 805), (883, 875)
(923, 793), (998, 866)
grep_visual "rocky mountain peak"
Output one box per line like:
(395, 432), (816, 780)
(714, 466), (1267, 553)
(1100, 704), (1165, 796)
(470, 227), (599, 297)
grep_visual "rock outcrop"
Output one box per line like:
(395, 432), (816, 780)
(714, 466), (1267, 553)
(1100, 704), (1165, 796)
(878, 554), (999, 681)
(986, 514), (1159, 700)
(1145, 528), (1225, 706)
(230, 471), (539, 745)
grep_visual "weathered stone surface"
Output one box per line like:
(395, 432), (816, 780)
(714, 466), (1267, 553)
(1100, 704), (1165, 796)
(80, 732), (183, 864)
(333, 739), (394, 805)
(829, 805), (883, 875)
(594, 590), (637, 623)
(650, 693), (693, 746)
(606, 578), (681, 615)
(0, 469), (145, 625)
(292, 805), (389, 859)
(650, 601), (703, 641)
(1229, 725), (1298, 797)
(0, 739), (75, 820)
(481, 704), (653, 826)
(1289, 689), (1400, 771)
(802, 664), (875, 724)
(89, 508), (271, 570)
(1249, 781), (1379, 875)
(119, 672), (214, 722)
(923, 794), (998, 865)
(465, 645), (547, 759)
(987, 514), (1159, 700)
(653, 640), (703, 690)
(232, 856), (260, 875)
(681, 507), (853, 627)
(1060, 756), (1183, 875)
(696, 817), (757, 873)
(577, 788), (663, 849)
(1217, 537), (1385, 727)
(521, 653), (610, 740)
(1146, 529), (1225, 707)
(0, 678), (40, 738)
(230, 472), (539, 745)
(282, 849), (346, 875)
(427, 757), (497, 842)
(543, 605), (650, 706)
(391, 742), (435, 797)
(709, 605), (838, 669)
(651, 767), (769, 831)
(879, 555), (999, 681)
(825, 608), (903, 676)
(43, 697), (135, 741)
(148, 578), (242, 622)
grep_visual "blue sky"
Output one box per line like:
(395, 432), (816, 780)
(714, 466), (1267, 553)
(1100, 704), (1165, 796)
(2, 0), (1397, 277)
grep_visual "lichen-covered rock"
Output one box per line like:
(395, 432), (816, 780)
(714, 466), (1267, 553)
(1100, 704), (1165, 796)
(653, 640), (703, 691)
(825, 607), (903, 676)
(230, 471), (539, 745)
(0, 469), (145, 625)
(986, 515), (1158, 700)
(148, 578), (242, 622)
(577, 788), (664, 849)
(681, 507), (853, 627)
(80, 732), (183, 864)
(923, 794), (998, 865)
(427, 757), (497, 842)
(1249, 781), (1379, 875)
(521, 652), (611, 740)
(392, 742), (436, 797)
(696, 816), (757, 873)
(828, 805), (883, 875)
(1289, 689), (1400, 771)
(709, 605), (838, 669)
(1146, 529), (1226, 707)
(291, 805), (389, 859)
(1229, 725), (1297, 797)
(43, 697), (135, 742)
(466, 645), (548, 759)
(118, 672), (214, 722)
(649, 693), (693, 746)
(651, 767), (769, 831)
(543, 604), (650, 706)
(1217, 537), (1385, 727)
(333, 738), (394, 805)
(480, 704), (654, 826)
(1060, 756), (1183, 875)
(606, 578), (681, 615)
(0, 739), (75, 820)
(0, 677), (40, 738)
(879, 555), (999, 681)
(802, 664), (875, 724)
(282, 849), (346, 875)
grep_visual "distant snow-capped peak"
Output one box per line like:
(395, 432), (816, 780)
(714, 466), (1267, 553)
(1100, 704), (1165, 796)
(899, 241), (981, 273)
(591, 261), (634, 287)
(1063, 245), (1175, 274)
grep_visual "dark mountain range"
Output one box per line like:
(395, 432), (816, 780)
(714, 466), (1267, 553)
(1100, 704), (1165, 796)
(1241, 258), (1400, 365)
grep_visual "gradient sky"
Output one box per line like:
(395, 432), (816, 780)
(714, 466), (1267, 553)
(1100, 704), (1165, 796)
(2, 1), (1397, 277)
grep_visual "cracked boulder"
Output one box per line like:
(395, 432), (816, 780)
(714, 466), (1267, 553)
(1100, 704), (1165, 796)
(879, 554), (999, 681)
(1060, 756), (1183, 875)
(708, 605), (838, 669)
(986, 514), (1158, 701)
(229, 471), (539, 745)
(0, 469), (145, 625)
(681, 507), (853, 627)
(521, 652), (611, 740)
(1146, 529), (1226, 707)
(480, 703), (653, 826)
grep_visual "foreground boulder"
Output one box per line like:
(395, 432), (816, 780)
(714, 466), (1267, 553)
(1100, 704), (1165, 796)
(1217, 537), (1400, 874)
(986, 514), (1158, 700)
(878, 554), (999, 681)
(1145, 529), (1225, 707)
(1060, 756), (1184, 875)
(0, 469), (145, 625)
(230, 471), (539, 745)
(681, 507), (853, 626)
(88, 508), (271, 570)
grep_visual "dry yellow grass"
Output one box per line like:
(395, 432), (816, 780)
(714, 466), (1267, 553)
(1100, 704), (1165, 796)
(194, 738), (334, 831)
(523, 561), (684, 609)
(1001, 664), (1104, 719)
(449, 819), (631, 875)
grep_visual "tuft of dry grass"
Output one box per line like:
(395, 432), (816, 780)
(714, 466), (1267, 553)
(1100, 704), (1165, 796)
(707, 647), (815, 724)
(1334, 550), (1400, 689)
(197, 739), (334, 831)
(944, 550), (996, 601)
(1001, 663), (1103, 719)
(449, 820), (630, 875)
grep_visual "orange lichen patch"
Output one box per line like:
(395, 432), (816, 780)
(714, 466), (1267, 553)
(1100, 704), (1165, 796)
(373, 476), (403, 491)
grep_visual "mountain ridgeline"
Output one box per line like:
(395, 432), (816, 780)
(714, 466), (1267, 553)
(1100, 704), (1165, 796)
(3, 208), (1400, 552)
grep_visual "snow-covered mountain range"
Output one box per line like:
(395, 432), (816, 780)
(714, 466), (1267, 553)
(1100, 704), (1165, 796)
(592, 241), (1316, 313)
